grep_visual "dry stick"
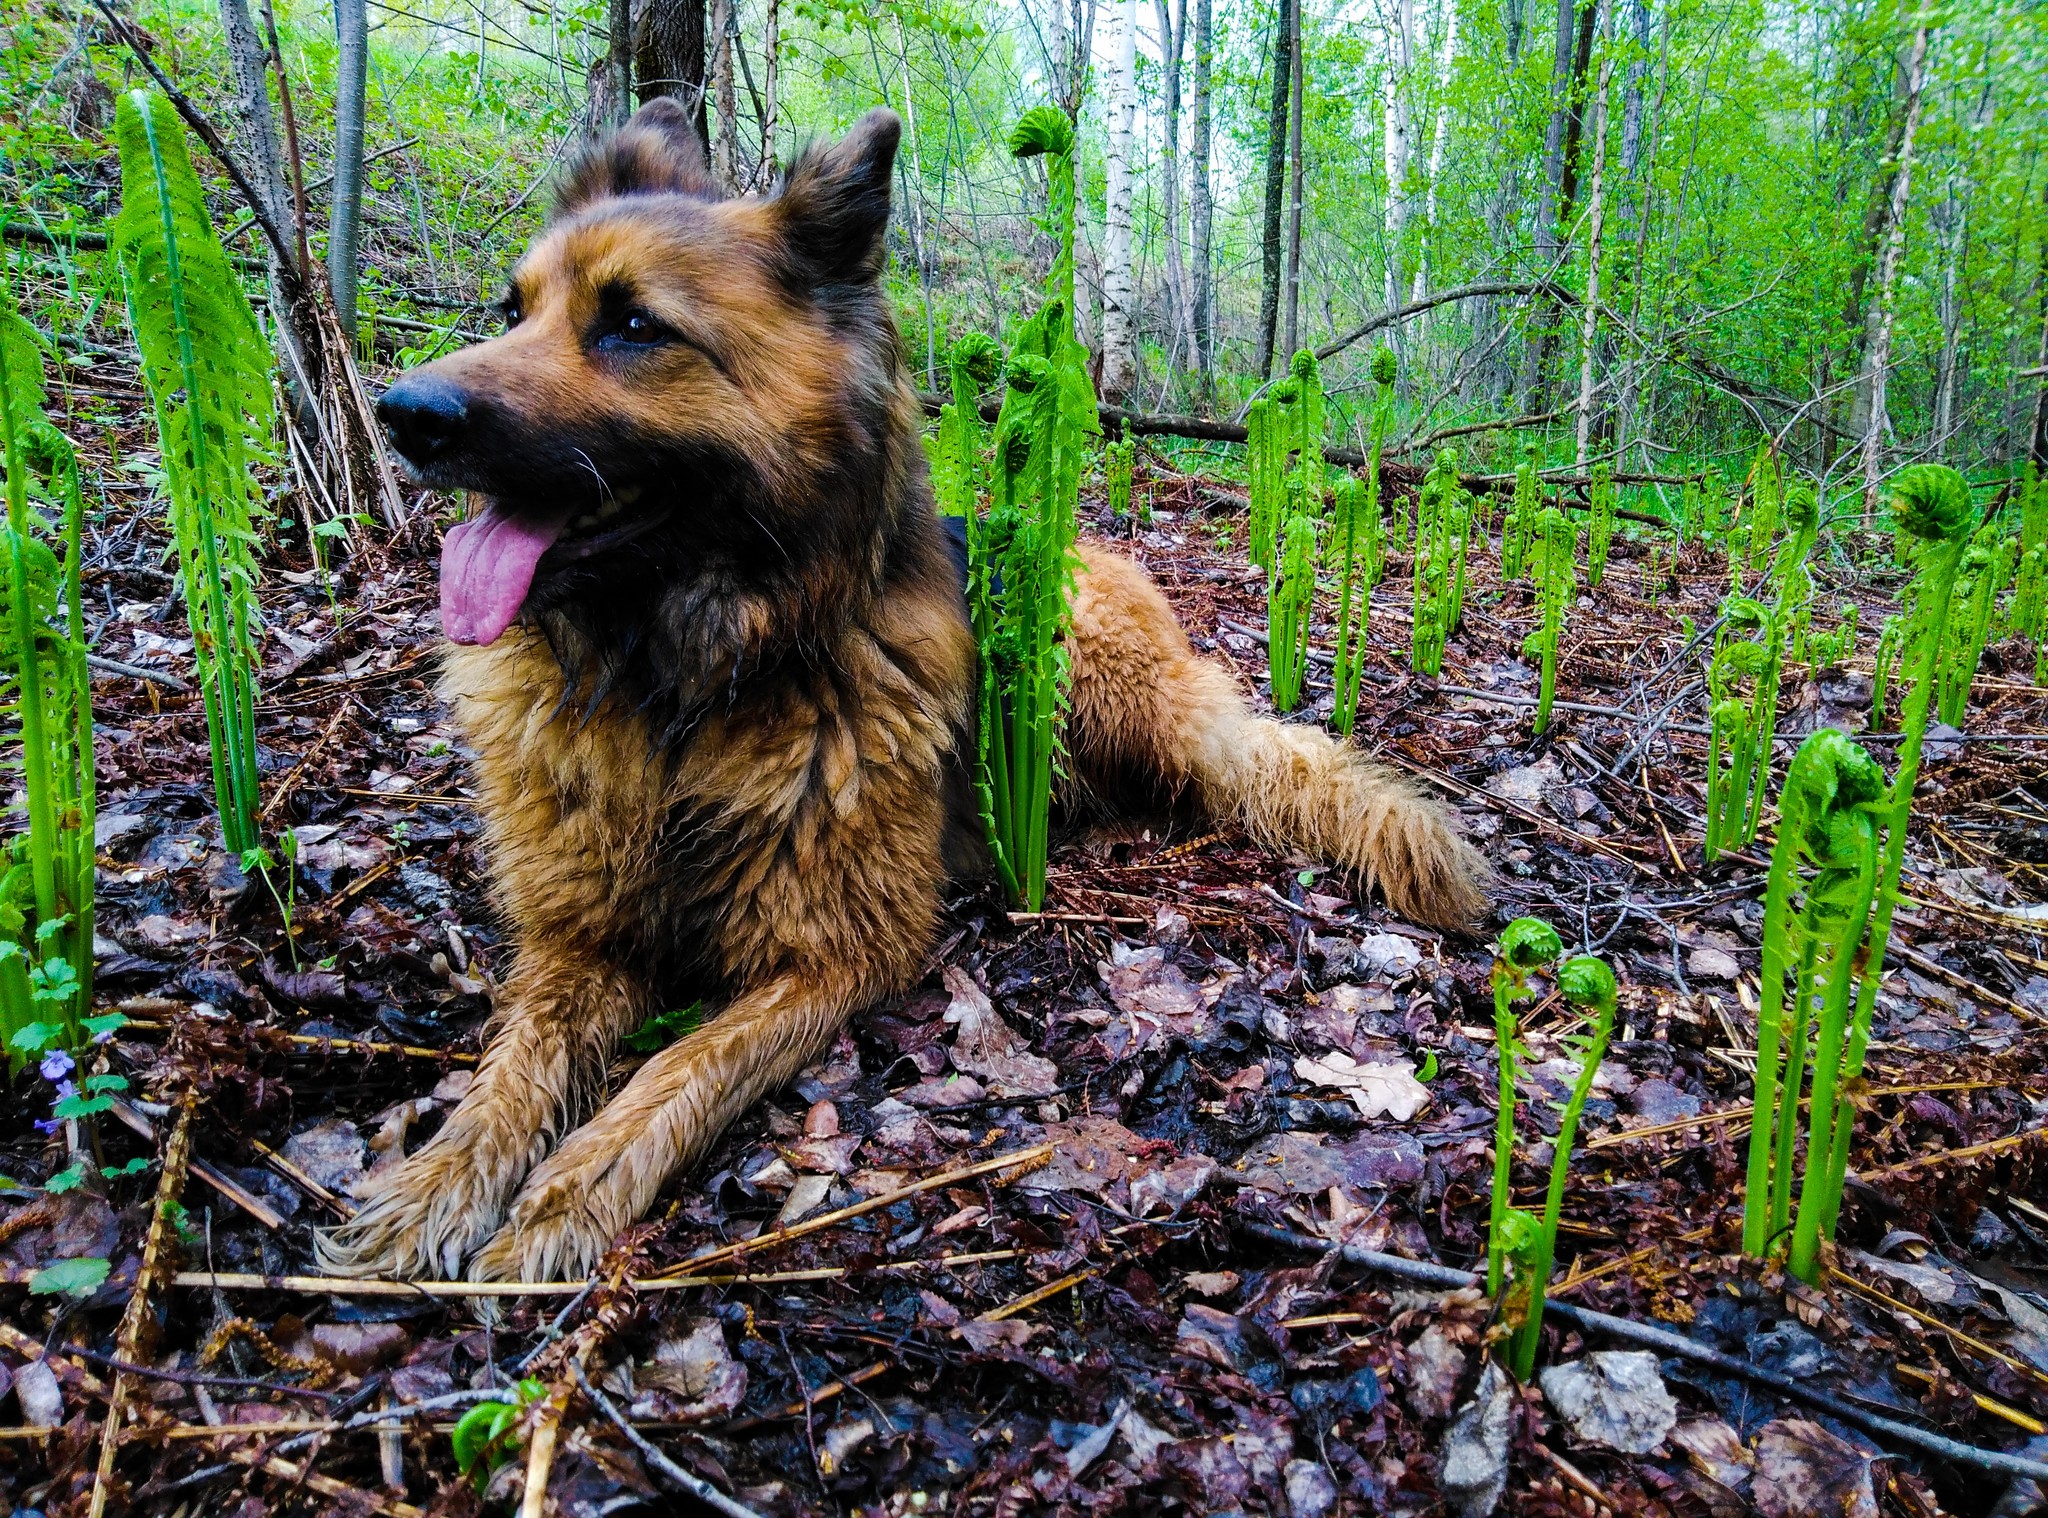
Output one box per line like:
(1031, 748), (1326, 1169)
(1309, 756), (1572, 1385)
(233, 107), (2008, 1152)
(570, 1361), (767, 1518)
(719, 1360), (891, 1435)
(1374, 746), (1648, 871)
(518, 1384), (568, 1518)
(1860, 1124), (2048, 1183)
(89, 1097), (196, 1518)
(86, 652), (191, 691)
(649, 1143), (1053, 1279)
(1885, 939), (2047, 1026)
(106, 1096), (286, 1227)
(1237, 1221), (2048, 1484)
(1895, 1364), (2047, 1436)
(1581, 1080), (2030, 1152)
(972, 1267), (1095, 1323)
(1828, 1269), (2048, 1392)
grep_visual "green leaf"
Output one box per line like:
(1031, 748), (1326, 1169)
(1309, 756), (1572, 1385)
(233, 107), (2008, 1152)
(1416, 1051), (1439, 1082)
(29, 1256), (111, 1297)
(101, 1157), (151, 1179)
(44, 1161), (88, 1194)
(53, 1092), (115, 1120)
(622, 1002), (704, 1053)
(82, 1011), (129, 1040)
(9, 1020), (63, 1054)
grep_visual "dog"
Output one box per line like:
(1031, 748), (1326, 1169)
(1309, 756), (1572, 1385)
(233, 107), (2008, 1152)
(321, 99), (1488, 1283)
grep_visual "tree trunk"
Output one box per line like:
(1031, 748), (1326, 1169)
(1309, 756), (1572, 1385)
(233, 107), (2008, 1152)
(1255, 0), (1293, 380)
(1839, 70), (1914, 442)
(709, 0), (738, 191)
(758, 0), (779, 184)
(1380, 0), (1413, 313)
(1154, 0), (1187, 377)
(1281, 0), (1305, 361)
(1100, 0), (1138, 399)
(1190, 0), (1215, 397)
(1572, 2), (1612, 468)
(1930, 183), (1963, 454)
(1858, 23), (1930, 516)
(329, 0), (367, 337)
(1521, 0), (1594, 411)
(635, 0), (708, 153)
(1408, 0), (1457, 304)
(2032, 178), (2048, 473)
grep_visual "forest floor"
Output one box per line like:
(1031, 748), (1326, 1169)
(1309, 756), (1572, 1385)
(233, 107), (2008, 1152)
(5, 393), (2048, 1518)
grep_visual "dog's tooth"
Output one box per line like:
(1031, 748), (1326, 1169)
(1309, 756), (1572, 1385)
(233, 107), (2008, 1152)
(598, 499), (622, 520)
(615, 484), (642, 505)
(575, 513), (598, 529)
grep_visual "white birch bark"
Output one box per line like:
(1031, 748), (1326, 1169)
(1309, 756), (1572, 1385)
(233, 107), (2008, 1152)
(1408, 0), (1458, 304)
(1100, 0), (1139, 399)
(1858, 24), (1930, 514)
(1381, 0), (1414, 312)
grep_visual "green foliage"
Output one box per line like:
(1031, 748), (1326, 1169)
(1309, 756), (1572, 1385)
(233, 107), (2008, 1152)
(932, 334), (1001, 520)
(1702, 598), (1772, 861)
(1246, 398), (1281, 573)
(622, 1002), (705, 1053)
(1585, 464), (1615, 588)
(1936, 521), (2016, 726)
(1329, 474), (1369, 737)
(1503, 447), (1541, 581)
(1522, 506), (1573, 733)
(111, 89), (270, 858)
(28, 1254), (111, 1298)
(1104, 422), (1137, 519)
(1510, 954), (1618, 1380)
(970, 107), (1096, 912)
(1745, 444), (1781, 572)
(1871, 612), (1905, 721)
(1409, 449), (1466, 677)
(452, 1378), (545, 1493)
(0, 276), (95, 1063)
(1742, 729), (1885, 1277)
(2011, 470), (2046, 686)
(1267, 491), (1315, 712)
(1487, 918), (1561, 1297)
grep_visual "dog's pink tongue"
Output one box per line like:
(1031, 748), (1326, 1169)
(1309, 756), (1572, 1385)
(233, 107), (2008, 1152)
(440, 501), (574, 645)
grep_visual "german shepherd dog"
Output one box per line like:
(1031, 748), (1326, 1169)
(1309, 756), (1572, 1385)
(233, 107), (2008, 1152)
(323, 101), (1488, 1282)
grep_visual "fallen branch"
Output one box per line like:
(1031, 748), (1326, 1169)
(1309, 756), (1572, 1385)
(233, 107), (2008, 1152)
(86, 653), (192, 692)
(1239, 1220), (2048, 1484)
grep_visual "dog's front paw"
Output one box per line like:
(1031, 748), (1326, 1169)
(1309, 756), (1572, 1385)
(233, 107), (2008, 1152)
(468, 1166), (627, 1284)
(315, 1139), (525, 1280)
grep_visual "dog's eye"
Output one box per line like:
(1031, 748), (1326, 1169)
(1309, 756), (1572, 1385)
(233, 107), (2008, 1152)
(616, 310), (666, 345)
(502, 302), (523, 330)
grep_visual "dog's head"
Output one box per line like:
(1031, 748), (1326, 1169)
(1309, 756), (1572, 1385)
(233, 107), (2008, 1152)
(378, 102), (911, 647)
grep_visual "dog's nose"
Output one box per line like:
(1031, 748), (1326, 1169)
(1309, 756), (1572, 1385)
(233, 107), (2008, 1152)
(377, 374), (470, 463)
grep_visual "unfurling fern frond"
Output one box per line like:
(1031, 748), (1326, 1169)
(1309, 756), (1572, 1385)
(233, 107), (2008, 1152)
(113, 88), (272, 857)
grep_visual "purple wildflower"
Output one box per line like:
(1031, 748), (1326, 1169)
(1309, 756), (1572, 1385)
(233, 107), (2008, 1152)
(40, 1048), (75, 1082)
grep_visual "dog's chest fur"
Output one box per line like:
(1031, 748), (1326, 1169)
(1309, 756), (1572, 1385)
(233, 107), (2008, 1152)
(438, 577), (975, 1002)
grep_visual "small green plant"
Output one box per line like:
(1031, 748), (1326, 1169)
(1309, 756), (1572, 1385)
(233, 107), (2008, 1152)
(452, 1378), (546, 1493)
(1410, 449), (1464, 676)
(1329, 471), (1371, 737)
(1503, 447), (1541, 580)
(972, 105), (1098, 913)
(1487, 918), (1561, 1296)
(243, 832), (303, 968)
(1871, 612), (1905, 721)
(1936, 521), (2015, 725)
(622, 1001), (705, 1052)
(112, 89), (271, 857)
(1360, 346), (1396, 588)
(1702, 597), (1772, 860)
(1268, 484), (1316, 712)
(1807, 603), (1857, 674)
(932, 333), (1002, 521)
(1104, 421), (1137, 518)
(1510, 954), (1618, 1381)
(0, 278), (96, 1062)
(1745, 442), (1781, 571)
(2011, 469), (2045, 684)
(1585, 463), (1616, 587)
(1522, 505), (1574, 732)
(1741, 466), (1976, 1280)
(1247, 396), (1281, 572)
(1701, 468), (1726, 543)
(1678, 475), (1702, 544)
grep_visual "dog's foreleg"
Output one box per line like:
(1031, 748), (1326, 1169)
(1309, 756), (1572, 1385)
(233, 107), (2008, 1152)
(467, 969), (860, 1282)
(315, 947), (653, 1279)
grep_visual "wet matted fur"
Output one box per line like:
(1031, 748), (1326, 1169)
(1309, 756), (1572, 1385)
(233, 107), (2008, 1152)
(320, 100), (1489, 1282)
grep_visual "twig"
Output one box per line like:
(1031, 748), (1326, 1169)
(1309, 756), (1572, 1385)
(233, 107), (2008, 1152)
(86, 653), (192, 691)
(518, 1385), (567, 1518)
(90, 1096), (195, 1518)
(1860, 1124), (2048, 1182)
(650, 1143), (1053, 1279)
(570, 1361), (767, 1518)
(973, 1267), (1095, 1323)
(1237, 1220), (2048, 1484)
(106, 1096), (286, 1227)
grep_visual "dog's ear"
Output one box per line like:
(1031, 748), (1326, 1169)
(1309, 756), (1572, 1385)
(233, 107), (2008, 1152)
(553, 97), (714, 217)
(771, 109), (900, 288)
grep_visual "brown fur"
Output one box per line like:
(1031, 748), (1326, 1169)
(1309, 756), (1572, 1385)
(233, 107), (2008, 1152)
(320, 105), (1487, 1283)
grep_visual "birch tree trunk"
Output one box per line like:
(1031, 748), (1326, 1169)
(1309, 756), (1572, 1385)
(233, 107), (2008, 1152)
(329, 0), (368, 336)
(1256, 0), (1294, 379)
(1381, 0), (1413, 313)
(1190, 0), (1215, 397)
(1409, 0), (1458, 304)
(1521, 0), (1594, 411)
(758, 0), (779, 184)
(709, 0), (739, 192)
(1931, 182), (1964, 454)
(1155, 0), (1188, 376)
(1572, 2), (1612, 468)
(1281, 0), (1305, 360)
(1100, 0), (1139, 399)
(1859, 23), (1930, 516)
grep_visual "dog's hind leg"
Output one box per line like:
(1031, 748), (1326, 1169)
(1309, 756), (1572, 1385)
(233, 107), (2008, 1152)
(466, 969), (860, 1282)
(314, 947), (653, 1279)
(1063, 543), (1490, 931)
